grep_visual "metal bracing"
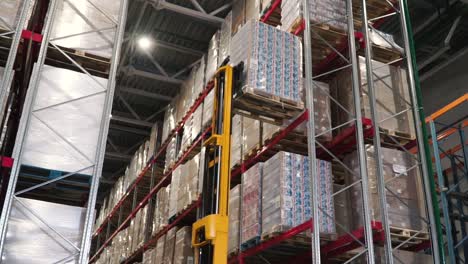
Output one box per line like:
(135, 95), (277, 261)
(0, 0), (33, 130)
(0, 0), (128, 262)
(302, 0), (379, 262)
(359, 0), (440, 262)
(427, 96), (468, 264)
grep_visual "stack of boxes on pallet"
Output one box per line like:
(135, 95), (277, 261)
(95, 0), (430, 262)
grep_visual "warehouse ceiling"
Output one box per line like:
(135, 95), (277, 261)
(100, 0), (231, 195)
(99, 0), (468, 198)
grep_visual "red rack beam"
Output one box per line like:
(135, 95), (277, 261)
(260, 0), (282, 24)
(89, 127), (211, 262)
(92, 82), (214, 238)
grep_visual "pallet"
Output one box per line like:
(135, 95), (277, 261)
(168, 199), (198, 224)
(376, 127), (415, 149)
(262, 225), (336, 243)
(233, 87), (304, 124)
(241, 236), (261, 251)
(389, 226), (430, 247)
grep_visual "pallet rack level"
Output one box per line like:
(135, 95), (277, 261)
(90, 0), (442, 263)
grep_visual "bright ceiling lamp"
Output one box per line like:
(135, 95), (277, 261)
(137, 36), (152, 50)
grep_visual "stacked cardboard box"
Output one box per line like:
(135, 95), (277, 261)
(232, 0), (263, 36)
(231, 115), (261, 168)
(173, 226), (194, 264)
(330, 56), (415, 138)
(228, 185), (241, 254)
(153, 185), (170, 235)
(162, 102), (176, 143)
(262, 152), (335, 237)
(169, 154), (202, 219)
(220, 12), (232, 64)
(241, 163), (263, 245)
(344, 146), (426, 231)
(163, 228), (178, 264)
(154, 235), (166, 263)
(231, 20), (303, 104)
(281, 0), (347, 32)
(177, 154), (201, 213)
(142, 248), (155, 264)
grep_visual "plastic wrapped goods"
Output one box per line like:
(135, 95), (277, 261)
(165, 137), (177, 173)
(281, 0), (347, 32)
(202, 89), (215, 128)
(173, 226), (194, 264)
(153, 185), (170, 235)
(230, 115), (261, 168)
(331, 56), (415, 138)
(333, 184), (351, 236)
(367, 247), (433, 263)
(241, 163), (263, 244)
(231, 115), (242, 168)
(169, 165), (182, 218)
(262, 152), (335, 237)
(163, 228), (178, 264)
(231, 20), (303, 104)
(228, 185), (241, 254)
(142, 248), (155, 264)
(219, 12), (232, 64)
(206, 32), (220, 82)
(154, 235), (166, 263)
(162, 102), (176, 143)
(231, 0), (262, 35)
(344, 146), (426, 231)
(193, 56), (206, 99)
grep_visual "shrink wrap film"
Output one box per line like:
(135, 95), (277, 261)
(163, 228), (178, 264)
(229, 185), (241, 254)
(154, 234), (166, 263)
(345, 146), (426, 231)
(231, 20), (303, 104)
(173, 226), (194, 264)
(241, 163), (263, 244)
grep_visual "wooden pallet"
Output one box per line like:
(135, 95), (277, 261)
(389, 226), (430, 247)
(377, 127), (415, 148)
(233, 87), (304, 124)
(262, 225), (336, 243)
(241, 236), (261, 251)
(260, 0), (282, 26)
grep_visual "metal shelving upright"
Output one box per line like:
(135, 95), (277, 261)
(427, 95), (467, 264)
(0, 0), (128, 262)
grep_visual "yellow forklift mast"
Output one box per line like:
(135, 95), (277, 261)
(192, 65), (235, 264)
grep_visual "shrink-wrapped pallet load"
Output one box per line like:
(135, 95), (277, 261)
(231, 20), (303, 104)
(220, 12), (232, 64)
(202, 89), (215, 128)
(261, 152), (335, 237)
(232, 0), (262, 35)
(165, 137), (177, 173)
(344, 146), (426, 231)
(241, 163), (263, 246)
(228, 185), (241, 254)
(162, 102), (176, 143)
(154, 234), (166, 263)
(331, 56), (415, 138)
(231, 115), (242, 168)
(163, 228), (178, 264)
(230, 115), (261, 168)
(206, 32), (220, 82)
(173, 226), (195, 264)
(169, 165), (182, 219)
(142, 248), (155, 264)
(153, 185), (170, 235)
(138, 205), (149, 248)
(281, 0), (347, 32)
(193, 56), (206, 99)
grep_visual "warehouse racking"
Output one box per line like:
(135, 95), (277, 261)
(87, 0), (444, 264)
(426, 94), (467, 264)
(0, 0), (128, 262)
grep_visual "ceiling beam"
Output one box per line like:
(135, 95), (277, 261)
(105, 152), (133, 161)
(109, 124), (150, 136)
(154, 40), (204, 56)
(120, 86), (172, 101)
(124, 66), (184, 85)
(153, 0), (224, 25)
(111, 115), (154, 127)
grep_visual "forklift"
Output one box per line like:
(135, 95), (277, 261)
(192, 64), (238, 264)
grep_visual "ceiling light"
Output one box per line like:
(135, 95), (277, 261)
(137, 36), (152, 50)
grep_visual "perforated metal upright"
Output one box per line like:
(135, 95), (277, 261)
(0, 0), (128, 262)
(0, 0), (33, 125)
(301, 0), (441, 262)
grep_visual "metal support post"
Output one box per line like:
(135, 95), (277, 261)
(430, 121), (456, 264)
(301, 0), (321, 262)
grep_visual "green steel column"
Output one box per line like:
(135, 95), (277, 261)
(402, 1), (446, 262)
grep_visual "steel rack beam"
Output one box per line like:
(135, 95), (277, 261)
(153, 0), (224, 25)
(0, 0), (129, 262)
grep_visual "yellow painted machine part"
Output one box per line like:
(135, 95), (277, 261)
(192, 66), (233, 264)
